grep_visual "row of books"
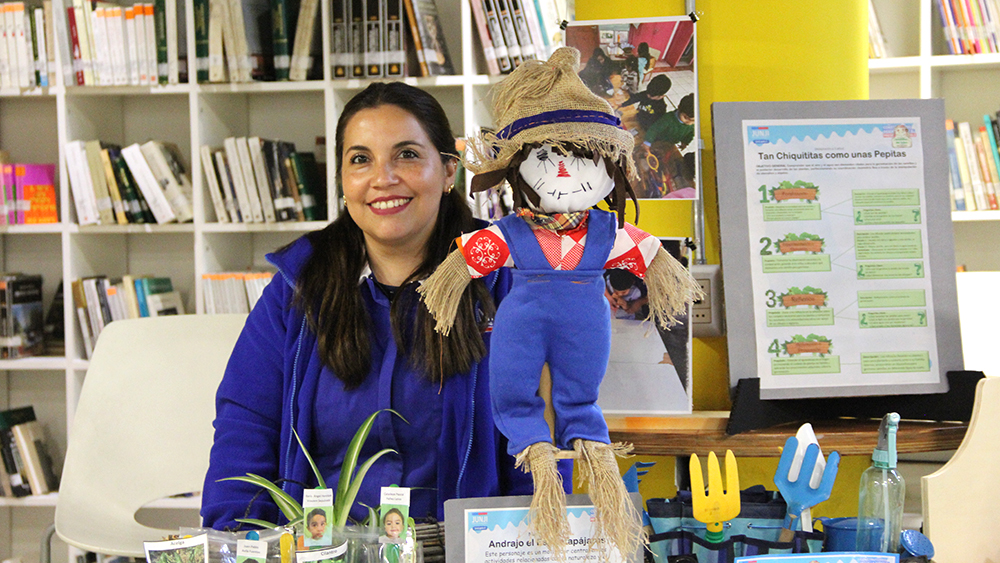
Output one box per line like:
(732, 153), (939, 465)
(62, 0), (187, 86)
(71, 274), (183, 357)
(0, 152), (57, 225)
(947, 115), (1000, 211)
(202, 270), (271, 313)
(201, 137), (326, 223)
(329, 0), (410, 78)
(0, 273), (44, 359)
(65, 139), (193, 226)
(0, 1), (55, 88)
(936, 0), (1000, 55)
(0, 406), (58, 497)
(468, 0), (561, 75)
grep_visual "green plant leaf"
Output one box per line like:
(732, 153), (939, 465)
(333, 409), (406, 519)
(292, 428), (326, 490)
(236, 517), (282, 529)
(220, 474), (303, 522)
(335, 448), (398, 527)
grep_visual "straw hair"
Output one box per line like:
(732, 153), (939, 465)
(417, 248), (472, 336)
(465, 47), (638, 191)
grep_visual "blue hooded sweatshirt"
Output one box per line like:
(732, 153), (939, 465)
(200, 232), (571, 531)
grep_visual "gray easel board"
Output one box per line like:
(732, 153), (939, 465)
(713, 99), (961, 399)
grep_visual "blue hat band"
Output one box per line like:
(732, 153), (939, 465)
(496, 109), (623, 140)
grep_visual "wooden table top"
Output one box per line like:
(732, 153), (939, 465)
(605, 412), (969, 457)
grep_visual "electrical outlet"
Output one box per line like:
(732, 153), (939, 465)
(690, 264), (724, 338)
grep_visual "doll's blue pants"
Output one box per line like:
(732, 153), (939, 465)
(490, 211), (616, 455)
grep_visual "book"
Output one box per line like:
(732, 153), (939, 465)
(64, 140), (101, 225)
(0, 405), (36, 497)
(974, 128), (999, 208)
(90, 6), (111, 85)
(83, 139), (115, 224)
(0, 4), (11, 89)
(14, 163), (57, 224)
(364, 0), (382, 78)
(42, 280), (63, 355)
(80, 276), (106, 339)
(98, 146), (127, 224)
(121, 143), (177, 224)
(120, 274), (141, 318)
(12, 420), (58, 495)
(330, 0), (348, 77)
(124, 6), (142, 84)
(200, 145), (229, 222)
(289, 151), (323, 220)
(506, 0), (535, 61)
(206, 0), (225, 80)
(409, 0), (453, 74)
(65, 5), (83, 84)
(0, 274), (44, 359)
(213, 149), (242, 221)
(235, 136), (265, 222)
(242, 0), (273, 80)
(946, 119), (968, 211)
(247, 136), (276, 222)
(141, 276), (179, 313)
(277, 140), (305, 220)
(109, 147), (152, 223)
(139, 140), (194, 222)
(271, 0), (296, 79)
(384, 0), (403, 76)
(262, 139), (295, 221)
(70, 279), (93, 358)
(222, 137), (254, 222)
(350, 0), (364, 77)
(194, 0), (208, 81)
(154, 0), (168, 83)
(107, 6), (129, 85)
(469, 0), (502, 75)
(12, 2), (32, 87)
(142, 3), (158, 85)
(73, 0), (95, 84)
(952, 120), (978, 210)
(958, 120), (990, 210)
(288, 0), (319, 79)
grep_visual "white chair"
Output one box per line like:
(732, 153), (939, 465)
(921, 376), (1000, 563)
(55, 314), (247, 557)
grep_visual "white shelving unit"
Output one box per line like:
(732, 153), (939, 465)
(0, 0), (501, 558)
(870, 0), (1000, 271)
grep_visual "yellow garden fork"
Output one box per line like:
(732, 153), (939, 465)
(689, 450), (741, 543)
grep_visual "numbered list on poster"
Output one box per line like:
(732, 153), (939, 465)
(741, 118), (940, 394)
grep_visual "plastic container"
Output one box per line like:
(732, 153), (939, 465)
(856, 413), (905, 553)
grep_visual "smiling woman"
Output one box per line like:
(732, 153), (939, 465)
(200, 82), (567, 532)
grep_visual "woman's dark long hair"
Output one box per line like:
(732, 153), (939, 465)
(293, 82), (494, 388)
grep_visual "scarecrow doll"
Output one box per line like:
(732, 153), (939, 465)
(419, 47), (702, 561)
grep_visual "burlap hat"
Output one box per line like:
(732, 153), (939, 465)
(465, 47), (639, 191)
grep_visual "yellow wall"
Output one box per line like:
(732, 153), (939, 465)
(575, 0), (871, 517)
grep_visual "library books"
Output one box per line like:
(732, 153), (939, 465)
(202, 271), (272, 313)
(0, 1), (55, 89)
(934, 0), (1000, 55)
(201, 138), (325, 223)
(0, 405), (58, 498)
(64, 138), (192, 225)
(59, 0), (185, 86)
(71, 274), (181, 356)
(0, 156), (57, 225)
(0, 273), (44, 359)
(949, 114), (1000, 212)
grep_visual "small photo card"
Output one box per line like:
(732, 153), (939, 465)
(144, 533), (209, 563)
(379, 486), (411, 543)
(300, 488), (334, 549)
(237, 539), (268, 563)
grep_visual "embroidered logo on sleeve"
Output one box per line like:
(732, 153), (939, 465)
(463, 229), (511, 277)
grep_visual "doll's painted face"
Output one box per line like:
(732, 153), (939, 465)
(518, 144), (614, 214)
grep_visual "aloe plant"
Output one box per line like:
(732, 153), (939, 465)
(221, 409), (406, 530)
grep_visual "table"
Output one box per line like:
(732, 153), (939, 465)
(605, 412), (969, 457)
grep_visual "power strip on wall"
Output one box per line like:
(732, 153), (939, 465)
(690, 264), (724, 338)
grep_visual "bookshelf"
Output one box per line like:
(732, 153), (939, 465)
(0, 0), (501, 558)
(869, 0), (1000, 270)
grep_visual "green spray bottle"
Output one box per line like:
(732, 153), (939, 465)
(856, 412), (905, 552)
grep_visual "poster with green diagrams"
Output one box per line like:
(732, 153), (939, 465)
(718, 103), (960, 400)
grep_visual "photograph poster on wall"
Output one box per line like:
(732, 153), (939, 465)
(566, 16), (698, 200)
(598, 238), (693, 415)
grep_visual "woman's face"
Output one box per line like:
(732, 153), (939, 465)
(518, 144), (615, 213)
(308, 513), (327, 539)
(384, 512), (404, 539)
(341, 104), (456, 255)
